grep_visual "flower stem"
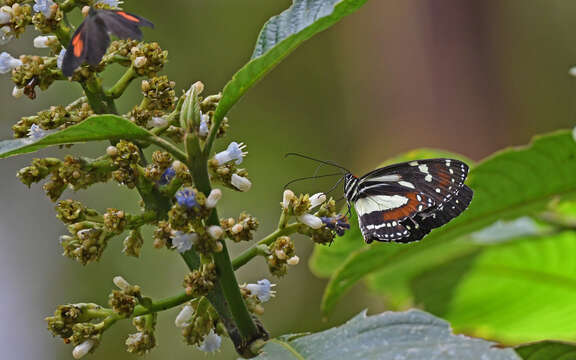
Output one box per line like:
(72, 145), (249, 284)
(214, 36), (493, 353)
(106, 66), (137, 99)
(232, 223), (301, 270)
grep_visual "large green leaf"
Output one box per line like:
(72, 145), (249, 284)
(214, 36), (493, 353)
(213, 0), (368, 124)
(516, 341), (576, 360)
(0, 115), (151, 159)
(319, 131), (576, 314)
(309, 148), (472, 278)
(251, 310), (520, 360)
(413, 232), (576, 344)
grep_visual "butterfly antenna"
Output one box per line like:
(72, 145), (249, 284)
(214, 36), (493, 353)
(283, 172), (343, 190)
(285, 153), (350, 173)
(323, 175), (346, 196)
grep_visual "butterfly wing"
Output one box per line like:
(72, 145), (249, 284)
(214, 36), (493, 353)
(61, 15), (110, 76)
(96, 10), (154, 40)
(353, 159), (472, 243)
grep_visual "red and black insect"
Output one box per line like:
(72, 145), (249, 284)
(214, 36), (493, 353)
(62, 8), (154, 77)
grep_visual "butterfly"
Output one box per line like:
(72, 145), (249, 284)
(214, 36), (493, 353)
(61, 8), (154, 77)
(343, 159), (473, 243)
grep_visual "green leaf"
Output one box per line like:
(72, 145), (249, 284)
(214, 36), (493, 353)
(516, 341), (576, 360)
(309, 148), (472, 278)
(0, 115), (151, 159)
(251, 310), (520, 360)
(319, 130), (576, 314)
(214, 0), (368, 124)
(414, 232), (576, 344)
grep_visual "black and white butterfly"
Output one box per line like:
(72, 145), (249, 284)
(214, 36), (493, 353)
(62, 8), (154, 77)
(343, 159), (473, 243)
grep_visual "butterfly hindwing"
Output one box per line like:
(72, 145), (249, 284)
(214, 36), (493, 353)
(350, 159), (472, 243)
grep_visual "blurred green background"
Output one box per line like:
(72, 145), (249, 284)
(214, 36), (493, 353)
(2, 0), (576, 358)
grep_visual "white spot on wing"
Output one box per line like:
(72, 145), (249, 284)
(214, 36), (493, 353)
(355, 195), (409, 215)
(409, 161), (419, 166)
(398, 181), (415, 189)
(418, 164), (429, 174)
(425, 174), (432, 182)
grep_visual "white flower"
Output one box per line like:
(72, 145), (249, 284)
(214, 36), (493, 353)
(199, 113), (209, 137)
(96, 0), (123, 8)
(33, 0), (55, 17)
(125, 332), (143, 346)
(0, 52), (21, 74)
(133, 56), (147, 68)
(171, 231), (197, 253)
(174, 305), (194, 328)
(147, 116), (167, 128)
(309, 192), (326, 210)
(287, 255), (300, 265)
(231, 174), (252, 192)
(207, 225), (223, 240)
(197, 329), (222, 353)
(214, 142), (247, 165)
(230, 223), (243, 235)
(282, 189), (295, 209)
(298, 213), (323, 229)
(205, 188), (222, 208)
(113, 276), (131, 291)
(33, 35), (56, 48)
(57, 48), (66, 69)
(0, 6), (11, 24)
(72, 340), (95, 359)
(246, 279), (276, 302)
(12, 86), (23, 98)
(27, 124), (49, 140)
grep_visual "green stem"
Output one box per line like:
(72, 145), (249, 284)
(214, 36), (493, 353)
(106, 66), (137, 99)
(232, 223), (301, 270)
(127, 211), (157, 229)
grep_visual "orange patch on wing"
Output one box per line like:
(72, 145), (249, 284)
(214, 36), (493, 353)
(437, 171), (452, 187)
(381, 192), (421, 221)
(72, 33), (83, 57)
(117, 11), (139, 22)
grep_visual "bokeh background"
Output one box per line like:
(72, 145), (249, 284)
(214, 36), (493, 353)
(1, 0), (576, 358)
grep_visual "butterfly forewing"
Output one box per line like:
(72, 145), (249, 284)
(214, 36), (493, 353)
(347, 158), (472, 243)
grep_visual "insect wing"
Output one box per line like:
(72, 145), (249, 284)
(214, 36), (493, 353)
(97, 10), (154, 40)
(62, 20), (89, 77)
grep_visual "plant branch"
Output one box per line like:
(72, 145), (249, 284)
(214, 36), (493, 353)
(106, 66), (137, 99)
(232, 223), (301, 270)
(147, 136), (187, 162)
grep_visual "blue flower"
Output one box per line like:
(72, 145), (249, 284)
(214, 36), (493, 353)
(96, 0), (123, 7)
(175, 188), (197, 209)
(197, 329), (222, 353)
(321, 216), (350, 236)
(245, 279), (276, 302)
(0, 52), (21, 74)
(213, 141), (247, 165)
(33, 0), (55, 17)
(199, 113), (209, 137)
(158, 167), (175, 185)
(27, 124), (49, 140)
(171, 231), (197, 253)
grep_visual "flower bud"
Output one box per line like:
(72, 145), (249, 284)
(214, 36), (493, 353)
(298, 214), (323, 229)
(287, 255), (300, 265)
(231, 174), (252, 192)
(309, 192), (326, 209)
(174, 305), (194, 328)
(133, 56), (147, 68)
(282, 189), (295, 209)
(113, 276), (131, 291)
(12, 86), (23, 98)
(72, 340), (95, 359)
(33, 35), (56, 48)
(205, 188), (222, 208)
(207, 225), (223, 240)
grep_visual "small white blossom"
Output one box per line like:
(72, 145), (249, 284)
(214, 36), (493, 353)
(57, 49), (66, 69)
(231, 174), (252, 192)
(27, 124), (49, 140)
(309, 192), (326, 210)
(214, 141), (247, 165)
(12, 86), (23, 98)
(230, 223), (243, 235)
(199, 113), (209, 137)
(298, 213), (323, 229)
(171, 231), (197, 253)
(207, 225), (223, 240)
(274, 249), (286, 260)
(133, 56), (147, 68)
(147, 116), (167, 128)
(72, 340), (95, 359)
(33, 0), (55, 17)
(0, 6), (11, 24)
(113, 276), (131, 291)
(96, 0), (123, 7)
(125, 332), (143, 347)
(205, 188), (222, 208)
(197, 329), (222, 353)
(174, 305), (194, 328)
(33, 35), (56, 48)
(0, 25), (13, 45)
(0, 52), (21, 74)
(282, 189), (295, 209)
(287, 255), (300, 265)
(246, 279), (276, 303)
